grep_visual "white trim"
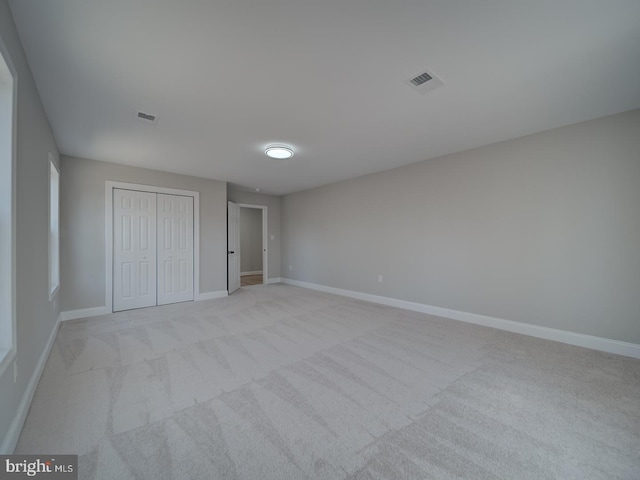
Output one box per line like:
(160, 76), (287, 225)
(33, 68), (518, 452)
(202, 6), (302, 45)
(47, 152), (60, 302)
(49, 285), (59, 302)
(0, 314), (61, 454)
(196, 290), (228, 301)
(105, 181), (200, 313)
(265, 277), (282, 284)
(0, 348), (14, 383)
(238, 203), (268, 285)
(60, 306), (109, 322)
(48, 153), (60, 301)
(60, 294), (229, 319)
(0, 33), (18, 378)
(281, 278), (640, 360)
(241, 271), (263, 276)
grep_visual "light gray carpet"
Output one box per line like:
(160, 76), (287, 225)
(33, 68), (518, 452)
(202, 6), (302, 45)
(16, 284), (640, 479)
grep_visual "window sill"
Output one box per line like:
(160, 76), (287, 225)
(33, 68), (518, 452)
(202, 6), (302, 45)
(49, 284), (59, 302)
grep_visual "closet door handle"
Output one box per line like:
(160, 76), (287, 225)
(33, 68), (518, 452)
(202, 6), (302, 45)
(228, 251), (235, 254)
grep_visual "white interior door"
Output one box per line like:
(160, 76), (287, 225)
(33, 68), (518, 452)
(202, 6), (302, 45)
(113, 189), (157, 312)
(157, 194), (194, 305)
(228, 201), (240, 294)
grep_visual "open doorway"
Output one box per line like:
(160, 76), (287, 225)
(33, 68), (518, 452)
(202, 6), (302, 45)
(238, 204), (267, 287)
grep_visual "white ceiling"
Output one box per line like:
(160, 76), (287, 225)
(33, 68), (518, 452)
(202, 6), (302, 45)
(9, 0), (640, 195)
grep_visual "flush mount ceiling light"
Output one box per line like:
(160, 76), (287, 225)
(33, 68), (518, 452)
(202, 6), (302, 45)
(265, 145), (294, 159)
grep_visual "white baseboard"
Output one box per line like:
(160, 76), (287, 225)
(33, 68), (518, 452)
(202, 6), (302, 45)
(62, 292), (229, 317)
(60, 306), (109, 321)
(266, 277), (282, 284)
(241, 271), (263, 276)
(196, 290), (228, 301)
(281, 278), (640, 360)
(0, 314), (61, 454)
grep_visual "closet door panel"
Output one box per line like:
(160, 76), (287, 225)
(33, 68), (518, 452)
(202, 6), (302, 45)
(113, 189), (157, 311)
(157, 194), (194, 305)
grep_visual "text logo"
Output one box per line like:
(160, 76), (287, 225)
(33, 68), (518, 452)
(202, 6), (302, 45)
(1, 455), (77, 479)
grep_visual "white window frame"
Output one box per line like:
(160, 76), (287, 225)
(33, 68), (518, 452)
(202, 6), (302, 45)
(0, 38), (17, 377)
(49, 154), (60, 300)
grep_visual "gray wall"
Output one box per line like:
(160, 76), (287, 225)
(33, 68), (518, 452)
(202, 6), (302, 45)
(0, 0), (60, 452)
(282, 109), (640, 344)
(228, 189), (281, 279)
(60, 156), (228, 311)
(240, 208), (263, 273)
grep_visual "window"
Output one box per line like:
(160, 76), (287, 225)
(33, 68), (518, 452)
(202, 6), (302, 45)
(0, 42), (16, 374)
(49, 155), (60, 299)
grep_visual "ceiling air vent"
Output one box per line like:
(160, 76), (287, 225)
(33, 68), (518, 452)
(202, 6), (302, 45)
(135, 110), (159, 125)
(404, 68), (444, 95)
(410, 72), (432, 86)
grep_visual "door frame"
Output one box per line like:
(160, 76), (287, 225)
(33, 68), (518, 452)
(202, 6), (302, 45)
(105, 181), (200, 313)
(238, 203), (268, 284)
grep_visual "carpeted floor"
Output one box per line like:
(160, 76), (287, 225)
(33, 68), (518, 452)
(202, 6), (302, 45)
(15, 284), (640, 479)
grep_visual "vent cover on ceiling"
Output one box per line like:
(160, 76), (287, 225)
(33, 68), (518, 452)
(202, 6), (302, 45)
(404, 68), (444, 94)
(135, 110), (159, 125)
(410, 72), (433, 86)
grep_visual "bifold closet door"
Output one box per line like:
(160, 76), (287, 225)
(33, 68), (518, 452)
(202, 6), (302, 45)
(113, 189), (157, 312)
(157, 194), (194, 305)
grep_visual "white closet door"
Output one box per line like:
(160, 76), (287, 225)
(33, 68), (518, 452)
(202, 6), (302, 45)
(113, 189), (157, 312)
(157, 194), (194, 305)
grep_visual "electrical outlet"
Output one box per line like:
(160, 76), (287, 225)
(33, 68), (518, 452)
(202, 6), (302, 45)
(378, 275), (383, 283)
(270, 234), (275, 240)
(13, 360), (17, 383)
(289, 264), (292, 271)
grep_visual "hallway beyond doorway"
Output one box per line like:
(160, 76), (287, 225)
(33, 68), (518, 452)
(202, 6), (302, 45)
(241, 274), (263, 287)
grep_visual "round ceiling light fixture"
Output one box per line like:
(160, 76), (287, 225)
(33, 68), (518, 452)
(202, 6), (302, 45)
(265, 145), (294, 159)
